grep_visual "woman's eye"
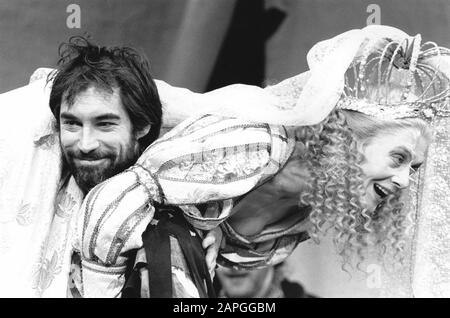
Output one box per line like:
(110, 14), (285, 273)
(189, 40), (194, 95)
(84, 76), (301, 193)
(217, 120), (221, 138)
(391, 154), (406, 165)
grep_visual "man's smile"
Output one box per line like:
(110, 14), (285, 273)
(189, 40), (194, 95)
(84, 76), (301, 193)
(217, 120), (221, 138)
(74, 158), (110, 167)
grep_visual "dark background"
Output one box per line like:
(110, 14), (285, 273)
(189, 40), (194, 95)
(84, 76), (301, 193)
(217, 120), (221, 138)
(1, 0), (449, 93)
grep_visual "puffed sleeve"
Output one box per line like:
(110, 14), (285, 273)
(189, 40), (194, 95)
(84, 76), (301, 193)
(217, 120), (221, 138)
(78, 165), (161, 298)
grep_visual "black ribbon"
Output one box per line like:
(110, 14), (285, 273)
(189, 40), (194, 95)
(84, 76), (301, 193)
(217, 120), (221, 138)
(122, 204), (215, 298)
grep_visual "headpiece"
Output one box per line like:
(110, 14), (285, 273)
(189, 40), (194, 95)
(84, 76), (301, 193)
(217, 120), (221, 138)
(304, 25), (450, 122)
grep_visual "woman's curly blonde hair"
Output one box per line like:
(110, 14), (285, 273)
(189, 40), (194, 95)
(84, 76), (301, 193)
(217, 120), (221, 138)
(294, 108), (431, 271)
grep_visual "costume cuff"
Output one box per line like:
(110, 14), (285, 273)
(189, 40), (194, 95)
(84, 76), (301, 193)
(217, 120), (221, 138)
(80, 259), (127, 298)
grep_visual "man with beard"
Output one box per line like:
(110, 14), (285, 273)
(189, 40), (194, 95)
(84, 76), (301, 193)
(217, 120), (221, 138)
(51, 39), (162, 196)
(54, 37), (229, 298)
(1, 36), (220, 297)
(43, 36), (164, 297)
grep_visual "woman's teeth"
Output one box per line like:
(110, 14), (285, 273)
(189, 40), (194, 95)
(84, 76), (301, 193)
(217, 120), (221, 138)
(374, 183), (390, 198)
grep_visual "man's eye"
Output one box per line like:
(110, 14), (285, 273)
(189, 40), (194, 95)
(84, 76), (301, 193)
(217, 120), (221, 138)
(63, 120), (80, 126)
(98, 122), (115, 128)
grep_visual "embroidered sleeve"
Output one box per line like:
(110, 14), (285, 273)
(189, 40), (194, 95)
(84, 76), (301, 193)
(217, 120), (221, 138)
(135, 113), (294, 208)
(78, 166), (161, 298)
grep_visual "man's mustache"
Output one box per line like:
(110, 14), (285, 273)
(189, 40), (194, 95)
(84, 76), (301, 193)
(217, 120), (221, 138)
(66, 150), (114, 161)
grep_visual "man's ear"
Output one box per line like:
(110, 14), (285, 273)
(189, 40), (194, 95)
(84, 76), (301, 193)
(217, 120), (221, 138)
(135, 124), (151, 140)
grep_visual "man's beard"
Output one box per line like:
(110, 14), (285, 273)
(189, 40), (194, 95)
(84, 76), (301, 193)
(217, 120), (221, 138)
(63, 141), (139, 194)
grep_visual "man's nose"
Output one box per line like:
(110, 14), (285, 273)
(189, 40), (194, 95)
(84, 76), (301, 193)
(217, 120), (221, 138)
(78, 129), (100, 153)
(391, 167), (410, 189)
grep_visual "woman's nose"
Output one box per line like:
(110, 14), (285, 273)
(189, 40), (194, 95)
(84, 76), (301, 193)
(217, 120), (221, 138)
(391, 167), (410, 189)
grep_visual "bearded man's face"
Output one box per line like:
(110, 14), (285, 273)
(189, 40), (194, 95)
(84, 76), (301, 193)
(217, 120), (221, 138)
(59, 86), (140, 193)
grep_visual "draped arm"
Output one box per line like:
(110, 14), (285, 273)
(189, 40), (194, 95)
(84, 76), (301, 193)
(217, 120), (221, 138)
(78, 165), (161, 298)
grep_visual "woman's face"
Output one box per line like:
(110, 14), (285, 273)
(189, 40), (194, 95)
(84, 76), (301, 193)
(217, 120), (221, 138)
(359, 127), (429, 212)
